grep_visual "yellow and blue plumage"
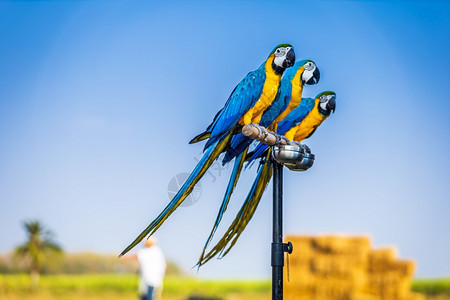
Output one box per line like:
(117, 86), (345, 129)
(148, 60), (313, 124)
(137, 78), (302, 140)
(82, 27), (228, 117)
(284, 91), (336, 141)
(120, 44), (295, 256)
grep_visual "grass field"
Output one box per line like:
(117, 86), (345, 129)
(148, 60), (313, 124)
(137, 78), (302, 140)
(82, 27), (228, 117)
(412, 278), (450, 299)
(0, 274), (448, 300)
(0, 274), (271, 300)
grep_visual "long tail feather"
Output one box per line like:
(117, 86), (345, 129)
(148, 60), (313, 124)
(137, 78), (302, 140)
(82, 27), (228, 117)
(189, 131), (211, 144)
(120, 134), (231, 256)
(197, 148), (248, 265)
(196, 150), (273, 266)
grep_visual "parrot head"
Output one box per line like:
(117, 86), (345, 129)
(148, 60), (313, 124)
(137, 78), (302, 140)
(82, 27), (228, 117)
(284, 59), (320, 86)
(270, 44), (295, 75)
(317, 91), (336, 116)
(301, 60), (320, 85)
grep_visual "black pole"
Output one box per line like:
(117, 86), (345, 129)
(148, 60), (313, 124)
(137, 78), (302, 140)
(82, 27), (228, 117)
(272, 160), (284, 300)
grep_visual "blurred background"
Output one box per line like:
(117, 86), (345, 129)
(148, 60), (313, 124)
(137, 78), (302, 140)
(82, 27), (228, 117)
(0, 0), (449, 299)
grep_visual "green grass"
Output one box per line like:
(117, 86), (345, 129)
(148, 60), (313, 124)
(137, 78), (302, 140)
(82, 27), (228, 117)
(412, 278), (450, 296)
(162, 276), (270, 297)
(0, 274), (270, 298)
(0, 274), (448, 299)
(0, 274), (137, 295)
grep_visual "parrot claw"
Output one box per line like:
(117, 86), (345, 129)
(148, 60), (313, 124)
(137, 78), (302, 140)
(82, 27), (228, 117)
(254, 125), (263, 139)
(260, 127), (269, 142)
(274, 134), (282, 145)
(255, 125), (269, 140)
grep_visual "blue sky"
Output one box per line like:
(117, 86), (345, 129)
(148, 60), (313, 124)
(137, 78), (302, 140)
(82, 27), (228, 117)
(0, 0), (449, 279)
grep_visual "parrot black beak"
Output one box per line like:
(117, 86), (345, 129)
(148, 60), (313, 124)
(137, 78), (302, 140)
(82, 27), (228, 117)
(284, 48), (295, 68)
(313, 67), (320, 84)
(327, 95), (336, 113)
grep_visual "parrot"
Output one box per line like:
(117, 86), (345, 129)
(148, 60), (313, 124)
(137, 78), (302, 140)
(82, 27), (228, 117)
(197, 60), (320, 264)
(196, 91), (336, 266)
(120, 44), (295, 257)
(250, 91), (336, 160)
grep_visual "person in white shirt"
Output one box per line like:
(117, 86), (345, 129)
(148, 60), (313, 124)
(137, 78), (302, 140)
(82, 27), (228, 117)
(121, 236), (166, 300)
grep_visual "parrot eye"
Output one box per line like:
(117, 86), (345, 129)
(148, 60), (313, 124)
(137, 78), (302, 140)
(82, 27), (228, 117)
(275, 47), (286, 57)
(304, 62), (315, 71)
(319, 95), (328, 102)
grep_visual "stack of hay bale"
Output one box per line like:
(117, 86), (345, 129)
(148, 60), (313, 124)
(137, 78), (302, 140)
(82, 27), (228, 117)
(364, 248), (423, 300)
(283, 235), (424, 300)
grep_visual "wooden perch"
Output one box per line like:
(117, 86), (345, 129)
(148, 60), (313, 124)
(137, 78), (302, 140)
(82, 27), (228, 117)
(241, 124), (288, 146)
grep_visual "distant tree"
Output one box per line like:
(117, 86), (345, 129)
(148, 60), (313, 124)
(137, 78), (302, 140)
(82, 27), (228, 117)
(14, 220), (62, 288)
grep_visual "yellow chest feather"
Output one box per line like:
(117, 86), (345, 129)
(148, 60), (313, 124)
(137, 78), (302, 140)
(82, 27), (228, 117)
(293, 101), (327, 142)
(255, 75), (280, 115)
(271, 68), (304, 126)
(240, 55), (281, 125)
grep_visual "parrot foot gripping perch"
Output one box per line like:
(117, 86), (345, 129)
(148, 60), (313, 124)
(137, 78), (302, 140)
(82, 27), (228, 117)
(241, 124), (315, 171)
(242, 124), (288, 146)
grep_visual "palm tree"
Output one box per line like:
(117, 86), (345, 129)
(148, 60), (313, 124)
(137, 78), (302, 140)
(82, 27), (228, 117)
(14, 220), (62, 288)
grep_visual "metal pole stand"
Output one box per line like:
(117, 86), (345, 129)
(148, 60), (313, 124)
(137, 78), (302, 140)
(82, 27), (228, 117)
(271, 144), (315, 300)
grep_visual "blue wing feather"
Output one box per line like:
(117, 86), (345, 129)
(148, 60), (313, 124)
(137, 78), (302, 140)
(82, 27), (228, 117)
(276, 97), (315, 135)
(222, 133), (252, 165)
(204, 67), (266, 149)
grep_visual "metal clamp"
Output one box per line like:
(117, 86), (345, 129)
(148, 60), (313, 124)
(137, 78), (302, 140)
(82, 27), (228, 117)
(272, 144), (315, 172)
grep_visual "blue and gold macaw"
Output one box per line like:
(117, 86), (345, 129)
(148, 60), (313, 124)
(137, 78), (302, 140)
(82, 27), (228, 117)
(250, 91), (336, 160)
(196, 91), (336, 266)
(120, 44), (295, 256)
(197, 60), (320, 263)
